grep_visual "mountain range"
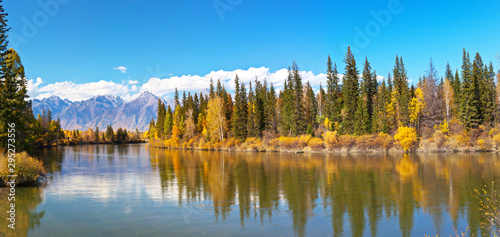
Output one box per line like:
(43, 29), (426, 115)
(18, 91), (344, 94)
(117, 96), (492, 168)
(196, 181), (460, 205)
(31, 91), (173, 131)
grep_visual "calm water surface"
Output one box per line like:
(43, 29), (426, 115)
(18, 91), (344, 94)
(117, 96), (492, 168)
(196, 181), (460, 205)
(1, 144), (500, 236)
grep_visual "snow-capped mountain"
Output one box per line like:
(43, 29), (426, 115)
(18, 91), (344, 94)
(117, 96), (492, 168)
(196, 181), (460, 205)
(31, 91), (166, 131)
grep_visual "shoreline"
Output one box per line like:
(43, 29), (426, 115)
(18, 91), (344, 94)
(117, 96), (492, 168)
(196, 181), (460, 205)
(147, 143), (497, 154)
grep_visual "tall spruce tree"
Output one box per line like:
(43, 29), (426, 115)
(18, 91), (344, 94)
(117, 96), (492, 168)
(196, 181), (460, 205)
(231, 75), (247, 140)
(280, 70), (294, 135)
(304, 82), (318, 135)
(460, 49), (479, 129)
(291, 61), (306, 135)
(341, 47), (359, 134)
(265, 83), (278, 133)
(361, 57), (377, 134)
(392, 56), (411, 127)
(325, 55), (342, 128)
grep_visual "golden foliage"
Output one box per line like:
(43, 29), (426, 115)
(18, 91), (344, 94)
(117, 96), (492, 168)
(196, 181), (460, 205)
(206, 97), (227, 142)
(409, 87), (425, 125)
(308, 138), (325, 151)
(394, 126), (418, 152)
(374, 132), (394, 151)
(474, 181), (500, 234)
(323, 131), (339, 150)
(0, 152), (45, 185)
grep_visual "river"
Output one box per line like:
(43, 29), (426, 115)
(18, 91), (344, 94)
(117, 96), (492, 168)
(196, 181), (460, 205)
(1, 144), (499, 236)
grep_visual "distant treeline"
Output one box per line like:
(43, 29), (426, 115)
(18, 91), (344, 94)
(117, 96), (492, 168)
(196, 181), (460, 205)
(149, 47), (500, 152)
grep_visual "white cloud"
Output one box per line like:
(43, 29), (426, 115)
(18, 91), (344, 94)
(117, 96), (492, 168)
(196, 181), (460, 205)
(113, 66), (127, 73)
(28, 67), (368, 102)
(28, 79), (134, 101)
(139, 67), (332, 97)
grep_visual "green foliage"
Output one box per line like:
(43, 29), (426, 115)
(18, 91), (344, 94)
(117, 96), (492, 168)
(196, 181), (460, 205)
(341, 47), (359, 134)
(106, 125), (115, 142)
(325, 55), (343, 126)
(155, 99), (166, 138)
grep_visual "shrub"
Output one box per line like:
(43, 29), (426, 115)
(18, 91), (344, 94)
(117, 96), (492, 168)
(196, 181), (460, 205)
(297, 135), (312, 148)
(493, 133), (500, 149)
(223, 137), (239, 150)
(241, 137), (262, 151)
(476, 139), (491, 151)
(308, 138), (325, 151)
(394, 126), (418, 152)
(457, 131), (474, 147)
(375, 132), (394, 151)
(323, 131), (339, 150)
(0, 152), (45, 186)
(356, 135), (374, 150)
(432, 130), (447, 149)
(338, 135), (356, 150)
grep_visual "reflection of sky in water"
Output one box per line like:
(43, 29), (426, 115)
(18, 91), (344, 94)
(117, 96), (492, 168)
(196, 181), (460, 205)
(18, 145), (500, 236)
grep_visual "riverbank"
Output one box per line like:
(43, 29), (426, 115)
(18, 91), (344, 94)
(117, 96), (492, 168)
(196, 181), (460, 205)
(148, 130), (500, 153)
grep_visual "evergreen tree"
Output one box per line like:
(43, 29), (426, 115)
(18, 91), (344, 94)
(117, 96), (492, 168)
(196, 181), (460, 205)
(106, 125), (115, 142)
(254, 78), (267, 136)
(209, 78), (215, 99)
(476, 55), (496, 125)
(164, 105), (173, 135)
(392, 56), (411, 127)
(174, 88), (180, 108)
(361, 57), (377, 134)
(341, 47), (359, 134)
(460, 49), (479, 129)
(155, 99), (166, 137)
(231, 75), (247, 140)
(280, 72), (294, 135)
(304, 82), (317, 135)
(94, 126), (100, 142)
(173, 105), (185, 138)
(325, 55), (342, 128)
(375, 79), (390, 133)
(0, 37), (33, 151)
(247, 81), (257, 137)
(265, 83), (278, 133)
(291, 61), (306, 135)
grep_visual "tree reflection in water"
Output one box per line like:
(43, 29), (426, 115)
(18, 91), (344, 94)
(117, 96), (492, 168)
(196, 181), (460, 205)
(150, 150), (500, 237)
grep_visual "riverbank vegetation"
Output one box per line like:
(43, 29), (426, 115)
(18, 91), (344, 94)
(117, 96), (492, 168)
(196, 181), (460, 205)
(0, 152), (45, 186)
(149, 47), (500, 153)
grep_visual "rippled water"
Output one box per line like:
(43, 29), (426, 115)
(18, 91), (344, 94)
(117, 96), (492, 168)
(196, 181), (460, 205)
(1, 144), (500, 236)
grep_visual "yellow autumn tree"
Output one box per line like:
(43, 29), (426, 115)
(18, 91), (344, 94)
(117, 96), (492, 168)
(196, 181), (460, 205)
(206, 96), (227, 142)
(171, 125), (180, 145)
(409, 87), (425, 128)
(394, 126), (417, 152)
(385, 90), (398, 131)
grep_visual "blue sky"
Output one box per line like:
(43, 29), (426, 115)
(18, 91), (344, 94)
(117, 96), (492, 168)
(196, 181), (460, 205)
(5, 0), (500, 101)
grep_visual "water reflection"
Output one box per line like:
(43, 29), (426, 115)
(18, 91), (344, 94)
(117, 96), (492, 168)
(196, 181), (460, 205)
(0, 187), (45, 237)
(150, 149), (500, 237)
(3, 145), (500, 236)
